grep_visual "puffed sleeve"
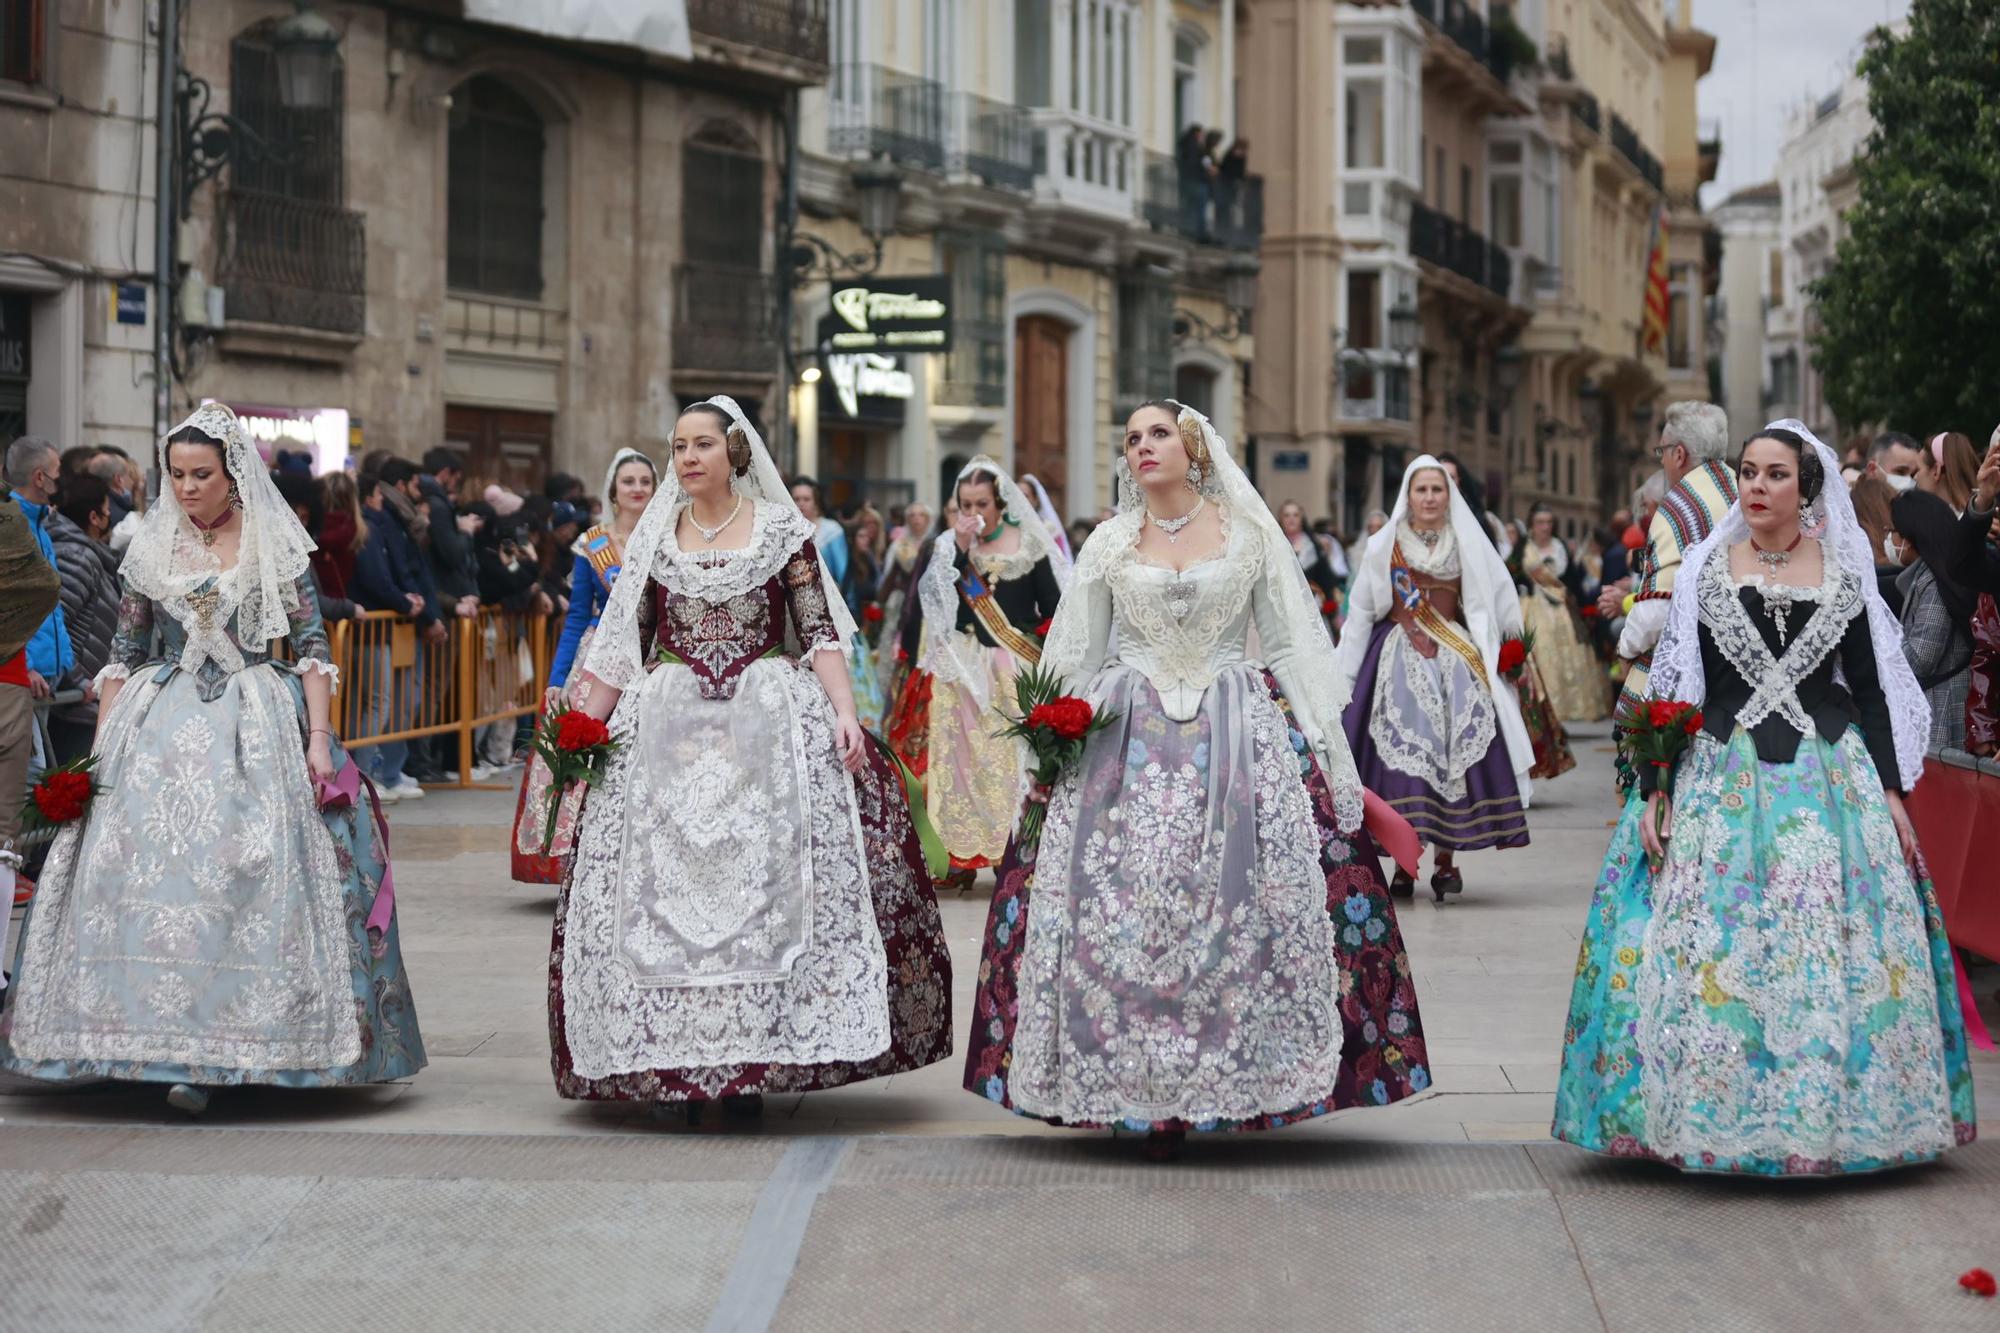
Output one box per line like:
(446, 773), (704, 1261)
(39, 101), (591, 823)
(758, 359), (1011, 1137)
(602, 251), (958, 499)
(96, 577), (156, 692)
(285, 567), (338, 686)
(782, 538), (843, 657)
(1839, 602), (1905, 793)
(1038, 564), (1111, 689)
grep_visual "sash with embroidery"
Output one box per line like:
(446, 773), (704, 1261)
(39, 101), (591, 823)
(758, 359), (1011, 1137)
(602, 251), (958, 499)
(959, 563), (1042, 666)
(576, 525), (623, 594)
(1390, 541), (1486, 686)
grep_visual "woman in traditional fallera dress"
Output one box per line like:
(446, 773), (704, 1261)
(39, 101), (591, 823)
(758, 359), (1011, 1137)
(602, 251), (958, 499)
(964, 401), (1430, 1158)
(1554, 422), (1977, 1176)
(548, 397), (951, 1118)
(1334, 458), (1535, 901)
(873, 502), (931, 701)
(0, 404), (425, 1114)
(912, 458), (1067, 884)
(1516, 505), (1609, 722)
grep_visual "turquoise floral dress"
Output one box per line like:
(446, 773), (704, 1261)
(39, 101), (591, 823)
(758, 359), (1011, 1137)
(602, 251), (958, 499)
(1554, 557), (1975, 1175)
(1, 567), (426, 1088)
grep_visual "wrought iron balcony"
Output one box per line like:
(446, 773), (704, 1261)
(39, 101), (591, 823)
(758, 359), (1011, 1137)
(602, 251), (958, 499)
(219, 189), (365, 336)
(953, 93), (1033, 192)
(1142, 151), (1264, 250)
(1571, 91), (1601, 136)
(1412, 0), (1510, 84)
(673, 264), (778, 374)
(1609, 112), (1664, 190)
(1410, 200), (1512, 301)
(1342, 362), (1413, 424)
(829, 64), (947, 172)
(686, 0), (828, 70)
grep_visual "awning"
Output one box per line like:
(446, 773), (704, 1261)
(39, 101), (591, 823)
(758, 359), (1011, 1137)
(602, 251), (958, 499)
(461, 0), (692, 61)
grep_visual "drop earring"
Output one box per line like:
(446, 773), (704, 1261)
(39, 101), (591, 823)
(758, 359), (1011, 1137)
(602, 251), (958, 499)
(1185, 462), (1203, 491)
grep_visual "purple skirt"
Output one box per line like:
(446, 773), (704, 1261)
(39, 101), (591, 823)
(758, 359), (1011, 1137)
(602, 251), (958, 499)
(1341, 619), (1529, 852)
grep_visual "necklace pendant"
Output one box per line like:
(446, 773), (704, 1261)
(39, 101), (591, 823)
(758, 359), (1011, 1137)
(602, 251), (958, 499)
(1164, 575), (1196, 622)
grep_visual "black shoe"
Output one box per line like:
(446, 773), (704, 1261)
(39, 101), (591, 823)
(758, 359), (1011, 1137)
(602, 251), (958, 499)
(1390, 869), (1415, 899)
(1431, 865), (1463, 902)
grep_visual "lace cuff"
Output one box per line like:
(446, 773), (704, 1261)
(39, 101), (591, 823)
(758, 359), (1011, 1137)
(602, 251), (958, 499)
(91, 662), (133, 693)
(802, 637), (844, 659)
(294, 657), (341, 688)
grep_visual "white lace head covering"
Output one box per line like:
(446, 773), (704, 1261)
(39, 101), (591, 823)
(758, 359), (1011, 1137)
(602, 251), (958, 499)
(121, 401), (314, 645)
(1018, 472), (1072, 560)
(1650, 418), (1931, 783)
(600, 446), (657, 506)
(579, 395), (857, 691)
(1334, 453), (1535, 793)
(917, 455), (1071, 705)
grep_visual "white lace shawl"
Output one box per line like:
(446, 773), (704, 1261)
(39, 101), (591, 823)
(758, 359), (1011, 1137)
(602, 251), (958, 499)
(1649, 419), (1931, 783)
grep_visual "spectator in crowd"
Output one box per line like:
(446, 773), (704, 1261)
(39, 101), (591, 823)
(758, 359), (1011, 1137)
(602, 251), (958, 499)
(1889, 488), (1977, 752)
(1599, 507), (1635, 587)
(1916, 430), (1980, 515)
(44, 472), (123, 762)
(419, 447), (481, 619)
(316, 471), (366, 600)
(1067, 516), (1097, 554)
(88, 448), (145, 550)
(1, 488), (63, 910)
(4, 436), (74, 702)
(1216, 137), (1249, 225)
(1949, 432), (2000, 594)
(844, 503), (885, 617)
(1278, 500), (1339, 601)
(484, 482), (525, 517)
(273, 472), (356, 624)
(1849, 473), (1905, 614)
(374, 456), (432, 550)
(542, 471), (585, 506)
(350, 472), (437, 802)
(470, 504), (549, 615)
(1867, 430), (1926, 490)
(59, 445), (100, 483)
(1176, 122), (1210, 236)
(790, 475), (849, 587)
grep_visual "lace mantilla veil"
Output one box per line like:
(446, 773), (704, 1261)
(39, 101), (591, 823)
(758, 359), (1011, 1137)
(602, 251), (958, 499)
(579, 395), (858, 691)
(1648, 418), (1931, 783)
(917, 454), (1072, 707)
(1042, 402), (1366, 831)
(120, 401), (315, 646)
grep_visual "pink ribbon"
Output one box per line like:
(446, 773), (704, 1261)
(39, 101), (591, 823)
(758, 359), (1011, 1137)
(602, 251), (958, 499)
(1953, 949), (1995, 1052)
(1362, 787), (1421, 880)
(315, 760), (397, 936)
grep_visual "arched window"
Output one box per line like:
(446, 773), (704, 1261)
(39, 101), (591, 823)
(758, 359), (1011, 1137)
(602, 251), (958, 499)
(1172, 25), (1204, 138)
(676, 122), (773, 371)
(448, 77), (547, 299)
(229, 22), (345, 203)
(682, 121), (764, 269)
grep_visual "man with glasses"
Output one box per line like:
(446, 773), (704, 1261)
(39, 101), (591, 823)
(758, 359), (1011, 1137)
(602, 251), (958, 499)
(1611, 401), (1736, 732)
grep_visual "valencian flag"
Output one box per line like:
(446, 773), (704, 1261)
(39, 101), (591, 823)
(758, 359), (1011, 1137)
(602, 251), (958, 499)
(1641, 202), (1670, 354)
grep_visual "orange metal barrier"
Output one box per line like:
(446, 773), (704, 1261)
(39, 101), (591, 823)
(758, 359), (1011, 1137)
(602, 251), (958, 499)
(321, 607), (553, 789)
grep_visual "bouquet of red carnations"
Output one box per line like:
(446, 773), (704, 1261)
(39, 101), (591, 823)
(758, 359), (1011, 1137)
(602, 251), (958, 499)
(994, 663), (1117, 845)
(1496, 629), (1537, 683)
(1622, 699), (1704, 873)
(529, 705), (622, 851)
(20, 755), (103, 834)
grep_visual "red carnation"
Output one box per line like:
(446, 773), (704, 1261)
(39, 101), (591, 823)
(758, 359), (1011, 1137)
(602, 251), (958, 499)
(1959, 1269), (1996, 1298)
(1682, 710), (1704, 736)
(1622, 525), (1646, 550)
(1029, 696), (1094, 741)
(555, 711), (612, 752)
(1320, 597), (1337, 616)
(32, 770), (93, 824)
(1580, 603), (1601, 619)
(1035, 617), (1054, 637)
(1497, 638), (1528, 676)
(863, 603), (885, 623)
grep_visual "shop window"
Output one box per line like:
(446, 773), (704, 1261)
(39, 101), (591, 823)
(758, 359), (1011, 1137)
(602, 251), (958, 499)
(448, 77), (547, 300)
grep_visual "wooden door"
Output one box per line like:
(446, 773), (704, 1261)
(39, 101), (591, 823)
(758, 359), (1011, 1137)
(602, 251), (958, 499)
(443, 405), (553, 494)
(1013, 315), (1070, 520)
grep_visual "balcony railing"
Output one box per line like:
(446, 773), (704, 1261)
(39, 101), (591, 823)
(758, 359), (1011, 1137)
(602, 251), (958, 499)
(1571, 91), (1601, 136)
(1342, 362), (1413, 423)
(953, 93), (1034, 191)
(1030, 108), (1138, 220)
(673, 264), (778, 374)
(686, 0), (827, 68)
(444, 293), (566, 353)
(1141, 151), (1264, 250)
(219, 189), (365, 336)
(1609, 113), (1664, 190)
(1411, 0), (1511, 84)
(1410, 200), (1512, 301)
(829, 64), (947, 172)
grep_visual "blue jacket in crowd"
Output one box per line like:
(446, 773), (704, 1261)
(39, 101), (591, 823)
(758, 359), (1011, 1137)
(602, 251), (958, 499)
(353, 505), (441, 626)
(9, 491), (75, 681)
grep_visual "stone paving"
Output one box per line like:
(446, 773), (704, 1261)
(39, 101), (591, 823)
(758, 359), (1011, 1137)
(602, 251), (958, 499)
(4, 722), (1998, 1331)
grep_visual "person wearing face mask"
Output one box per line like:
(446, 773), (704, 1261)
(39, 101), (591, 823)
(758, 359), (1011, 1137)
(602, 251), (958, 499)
(1555, 421), (1973, 1177)
(1868, 430), (1926, 494)
(544, 397), (951, 1123)
(0, 405), (427, 1116)
(1334, 457), (1536, 900)
(964, 401), (1429, 1158)
(1848, 474), (1907, 616)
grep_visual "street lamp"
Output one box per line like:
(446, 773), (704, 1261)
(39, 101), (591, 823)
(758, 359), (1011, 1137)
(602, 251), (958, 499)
(1495, 343), (1524, 394)
(1173, 255), (1261, 343)
(788, 166), (905, 285)
(1388, 296), (1420, 356)
(269, 2), (342, 111)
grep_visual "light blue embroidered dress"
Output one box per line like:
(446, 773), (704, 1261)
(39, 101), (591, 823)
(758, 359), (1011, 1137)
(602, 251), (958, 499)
(1, 567), (426, 1087)
(1554, 557), (1974, 1175)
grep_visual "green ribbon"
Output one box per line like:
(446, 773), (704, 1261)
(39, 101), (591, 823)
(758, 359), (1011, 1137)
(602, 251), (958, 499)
(655, 646), (785, 666)
(657, 647), (945, 878)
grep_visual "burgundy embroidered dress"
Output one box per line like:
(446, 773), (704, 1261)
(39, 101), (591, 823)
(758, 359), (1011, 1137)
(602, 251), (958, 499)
(549, 503), (951, 1102)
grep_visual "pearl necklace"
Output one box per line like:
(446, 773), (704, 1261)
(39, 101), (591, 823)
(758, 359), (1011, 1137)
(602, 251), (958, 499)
(1146, 495), (1205, 544)
(689, 495), (743, 544)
